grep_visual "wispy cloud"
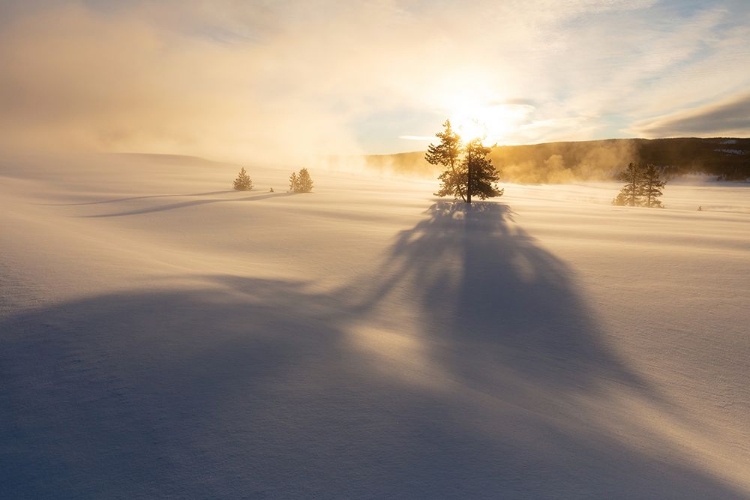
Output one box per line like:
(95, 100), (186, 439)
(632, 93), (750, 137)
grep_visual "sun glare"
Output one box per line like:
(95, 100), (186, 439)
(447, 98), (532, 146)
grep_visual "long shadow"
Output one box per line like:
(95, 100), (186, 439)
(1, 280), (355, 499)
(1, 206), (747, 498)
(369, 201), (647, 395)
(82, 192), (294, 218)
(42, 190), (235, 206)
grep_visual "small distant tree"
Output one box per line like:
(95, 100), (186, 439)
(427, 120), (503, 204)
(641, 163), (666, 208)
(296, 168), (314, 193)
(612, 162), (666, 208)
(233, 167), (253, 191)
(613, 162), (642, 206)
(289, 168), (314, 193)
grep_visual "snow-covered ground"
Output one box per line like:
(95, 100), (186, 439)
(2, 153), (749, 499)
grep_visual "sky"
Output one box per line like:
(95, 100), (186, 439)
(1, 0), (749, 162)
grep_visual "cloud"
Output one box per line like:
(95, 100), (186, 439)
(0, 1), (749, 161)
(632, 93), (750, 138)
(0, 1), (391, 161)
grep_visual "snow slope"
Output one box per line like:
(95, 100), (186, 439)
(1, 153), (749, 499)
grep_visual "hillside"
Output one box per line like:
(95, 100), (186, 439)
(366, 137), (750, 182)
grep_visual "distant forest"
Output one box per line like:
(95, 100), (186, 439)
(364, 137), (750, 182)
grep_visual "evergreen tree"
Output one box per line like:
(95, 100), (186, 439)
(427, 120), (503, 203)
(641, 163), (666, 208)
(289, 168), (314, 193)
(296, 168), (314, 193)
(612, 191), (629, 206)
(613, 162), (642, 206)
(233, 167), (253, 191)
(612, 162), (666, 208)
(463, 138), (503, 203)
(427, 120), (465, 202)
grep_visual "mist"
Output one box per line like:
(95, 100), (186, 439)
(0, 3), (366, 163)
(363, 139), (639, 183)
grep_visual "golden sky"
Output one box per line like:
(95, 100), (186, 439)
(1, 1), (749, 161)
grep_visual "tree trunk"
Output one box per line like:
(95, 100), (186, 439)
(466, 159), (472, 204)
(450, 158), (466, 202)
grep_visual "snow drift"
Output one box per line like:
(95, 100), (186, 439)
(1, 153), (749, 498)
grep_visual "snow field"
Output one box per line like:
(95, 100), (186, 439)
(1, 153), (749, 498)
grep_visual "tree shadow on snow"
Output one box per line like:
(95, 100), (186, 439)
(369, 201), (645, 395)
(81, 191), (294, 217)
(41, 190), (236, 206)
(1, 202), (746, 499)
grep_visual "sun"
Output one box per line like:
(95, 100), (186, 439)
(451, 113), (488, 143)
(447, 99), (531, 146)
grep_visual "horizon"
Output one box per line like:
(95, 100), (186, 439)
(364, 135), (750, 156)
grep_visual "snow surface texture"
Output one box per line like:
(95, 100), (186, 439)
(1, 154), (749, 499)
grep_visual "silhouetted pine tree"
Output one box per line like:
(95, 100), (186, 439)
(296, 168), (314, 193)
(427, 120), (466, 202)
(289, 168), (314, 193)
(612, 162), (666, 208)
(613, 162), (642, 206)
(641, 163), (666, 208)
(233, 167), (253, 191)
(463, 138), (503, 203)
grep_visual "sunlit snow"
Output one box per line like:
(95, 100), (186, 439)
(2, 153), (749, 498)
